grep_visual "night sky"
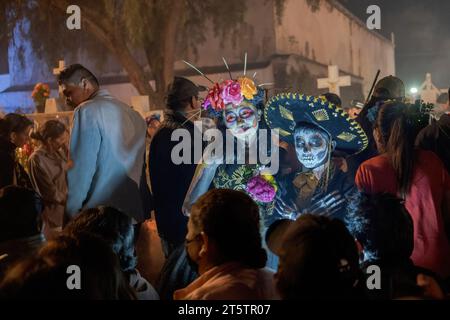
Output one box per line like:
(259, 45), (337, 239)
(339, 0), (450, 91)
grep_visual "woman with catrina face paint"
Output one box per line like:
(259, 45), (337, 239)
(264, 93), (369, 222)
(183, 80), (278, 230)
(180, 65), (283, 270)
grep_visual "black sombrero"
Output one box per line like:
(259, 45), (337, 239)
(264, 93), (368, 154)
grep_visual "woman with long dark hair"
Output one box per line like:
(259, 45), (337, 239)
(28, 120), (69, 238)
(356, 102), (450, 278)
(0, 113), (33, 189)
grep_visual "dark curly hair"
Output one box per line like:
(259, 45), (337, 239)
(64, 206), (136, 272)
(276, 214), (361, 300)
(0, 113), (33, 139)
(30, 120), (67, 143)
(345, 192), (414, 262)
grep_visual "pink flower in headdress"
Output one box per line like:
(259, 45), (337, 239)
(203, 83), (225, 111)
(245, 175), (277, 203)
(221, 80), (243, 106)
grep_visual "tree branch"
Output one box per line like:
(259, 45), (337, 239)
(46, 0), (155, 99)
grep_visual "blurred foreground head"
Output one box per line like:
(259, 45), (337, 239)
(0, 233), (136, 300)
(270, 215), (362, 299)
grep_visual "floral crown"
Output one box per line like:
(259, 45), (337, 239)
(202, 77), (259, 112)
(183, 54), (269, 116)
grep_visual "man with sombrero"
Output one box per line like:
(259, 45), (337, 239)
(264, 92), (368, 220)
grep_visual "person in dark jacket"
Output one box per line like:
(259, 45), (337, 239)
(347, 76), (406, 179)
(0, 186), (45, 275)
(149, 77), (205, 258)
(0, 113), (33, 189)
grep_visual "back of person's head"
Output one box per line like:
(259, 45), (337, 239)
(0, 233), (136, 300)
(57, 64), (99, 87)
(30, 120), (67, 144)
(0, 186), (43, 242)
(345, 192), (414, 263)
(275, 214), (361, 300)
(375, 102), (422, 195)
(374, 76), (405, 100)
(323, 93), (342, 107)
(0, 113), (33, 140)
(190, 189), (267, 269)
(166, 77), (201, 111)
(372, 87), (391, 100)
(64, 206), (136, 272)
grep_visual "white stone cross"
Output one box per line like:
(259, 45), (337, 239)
(44, 60), (66, 114)
(317, 65), (351, 97)
(53, 60), (66, 76)
(420, 73), (444, 104)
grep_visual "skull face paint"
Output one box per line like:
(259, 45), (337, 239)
(223, 101), (259, 141)
(293, 125), (330, 169)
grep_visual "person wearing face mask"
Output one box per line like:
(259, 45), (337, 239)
(0, 113), (34, 189)
(28, 120), (69, 239)
(264, 93), (368, 221)
(174, 189), (279, 300)
(58, 64), (151, 225)
(149, 77), (206, 258)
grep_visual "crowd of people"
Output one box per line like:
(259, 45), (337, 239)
(0, 63), (449, 300)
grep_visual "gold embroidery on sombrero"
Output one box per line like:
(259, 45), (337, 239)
(279, 105), (294, 121)
(277, 128), (291, 137)
(312, 109), (330, 122)
(264, 92), (369, 154)
(337, 132), (357, 142)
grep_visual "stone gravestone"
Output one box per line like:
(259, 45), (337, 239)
(44, 98), (58, 113)
(317, 65), (351, 97)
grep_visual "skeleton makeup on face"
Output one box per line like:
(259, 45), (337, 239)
(293, 123), (333, 169)
(223, 101), (259, 141)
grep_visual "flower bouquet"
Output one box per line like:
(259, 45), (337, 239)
(16, 141), (35, 173)
(245, 172), (277, 203)
(31, 83), (51, 113)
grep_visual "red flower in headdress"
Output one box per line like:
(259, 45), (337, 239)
(203, 83), (225, 111)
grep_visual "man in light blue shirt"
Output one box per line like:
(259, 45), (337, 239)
(58, 64), (150, 223)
